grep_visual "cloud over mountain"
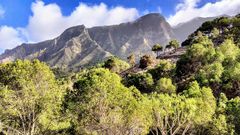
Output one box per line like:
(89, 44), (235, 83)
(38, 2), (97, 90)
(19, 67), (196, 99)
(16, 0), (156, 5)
(1, 0), (240, 50)
(26, 1), (139, 42)
(0, 26), (24, 49)
(168, 0), (240, 26)
(0, 1), (139, 50)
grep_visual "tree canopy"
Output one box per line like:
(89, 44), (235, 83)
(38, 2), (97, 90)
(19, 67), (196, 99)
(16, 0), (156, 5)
(0, 60), (70, 135)
(152, 44), (163, 57)
(1, 15), (240, 135)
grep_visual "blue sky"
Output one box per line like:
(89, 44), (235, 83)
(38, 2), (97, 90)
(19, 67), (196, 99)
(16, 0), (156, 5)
(0, 0), (217, 27)
(0, 0), (240, 52)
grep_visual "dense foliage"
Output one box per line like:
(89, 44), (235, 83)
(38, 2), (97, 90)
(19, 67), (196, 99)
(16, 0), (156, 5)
(101, 56), (130, 73)
(176, 17), (240, 98)
(1, 15), (240, 135)
(182, 14), (240, 47)
(0, 60), (69, 135)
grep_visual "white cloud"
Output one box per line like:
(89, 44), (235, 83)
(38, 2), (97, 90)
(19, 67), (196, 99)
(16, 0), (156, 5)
(26, 1), (139, 42)
(0, 1), (139, 49)
(168, 0), (240, 26)
(0, 26), (25, 49)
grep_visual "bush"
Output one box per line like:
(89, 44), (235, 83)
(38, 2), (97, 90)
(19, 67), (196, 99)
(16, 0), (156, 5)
(103, 56), (130, 73)
(154, 78), (176, 94)
(139, 55), (155, 69)
(124, 72), (154, 93)
(148, 60), (175, 80)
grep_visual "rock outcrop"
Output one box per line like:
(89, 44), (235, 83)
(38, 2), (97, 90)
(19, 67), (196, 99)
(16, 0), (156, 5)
(0, 13), (175, 70)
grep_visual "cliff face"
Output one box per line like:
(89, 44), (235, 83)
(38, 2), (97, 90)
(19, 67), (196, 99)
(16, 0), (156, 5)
(0, 13), (175, 70)
(88, 13), (174, 58)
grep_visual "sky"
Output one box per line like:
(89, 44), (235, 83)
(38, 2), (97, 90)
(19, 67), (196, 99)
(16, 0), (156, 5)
(0, 0), (240, 52)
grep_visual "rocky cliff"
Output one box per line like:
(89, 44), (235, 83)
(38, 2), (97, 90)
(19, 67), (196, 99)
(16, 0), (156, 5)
(0, 13), (175, 70)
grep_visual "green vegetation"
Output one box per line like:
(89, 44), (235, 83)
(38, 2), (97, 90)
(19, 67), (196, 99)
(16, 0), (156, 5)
(65, 68), (151, 134)
(1, 15), (240, 135)
(148, 59), (176, 80)
(168, 39), (180, 52)
(139, 54), (155, 69)
(0, 60), (70, 135)
(182, 14), (240, 47)
(102, 56), (130, 73)
(152, 44), (163, 57)
(124, 72), (154, 93)
(154, 77), (176, 94)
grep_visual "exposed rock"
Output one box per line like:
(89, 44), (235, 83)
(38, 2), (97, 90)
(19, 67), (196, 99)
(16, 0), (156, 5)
(0, 13), (175, 71)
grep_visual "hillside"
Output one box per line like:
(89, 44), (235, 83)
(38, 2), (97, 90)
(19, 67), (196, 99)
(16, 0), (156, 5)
(2, 13), (240, 135)
(0, 13), (175, 71)
(173, 16), (218, 42)
(0, 13), (224, 71)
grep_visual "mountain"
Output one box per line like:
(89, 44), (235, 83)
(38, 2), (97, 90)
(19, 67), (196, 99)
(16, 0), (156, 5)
(0, 13), (175, 70)
(173, 16), (218, 42)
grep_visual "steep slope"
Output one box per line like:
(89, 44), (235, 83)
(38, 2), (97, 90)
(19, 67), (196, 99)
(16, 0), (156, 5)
(0, 13), (175, 70)
(89, 13), (175, 59)
(173, 17), (217, 42)
(0, 25), (112, 70)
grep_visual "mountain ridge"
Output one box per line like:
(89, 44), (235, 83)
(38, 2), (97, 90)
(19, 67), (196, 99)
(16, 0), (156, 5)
(0, 13), (175, 71)
(0, 13), (222, 70)
(173, 15), (231, 42)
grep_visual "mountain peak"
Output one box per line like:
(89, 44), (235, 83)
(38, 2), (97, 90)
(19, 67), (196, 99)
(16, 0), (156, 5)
(59, 25), (86, 41)
(136, 13), (164, 23)
(140, 13), (163, 19)
(133, 13), (168, 30)
(61, 25), (85, 36)
(0, 14), (175, 70)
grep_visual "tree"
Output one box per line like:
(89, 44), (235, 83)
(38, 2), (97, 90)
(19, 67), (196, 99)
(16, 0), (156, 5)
(219, 39), (239, 66)
(124, 72), (154, 93)
(0, 60), (70, 135)
(103, 56), (130, 73)
(218, 17), (230, 30)
(232, 17), (240, 27)
(208, 114), (229, 135)
(206, 93), (230, 135)
(183, 81), (216, 125)
(226, 97), (240, 134)
(176, 41), (215, 81)
(212, 27), (220, 38)
(127, 54), (136, 67)
(154, 78), (176, 94)
(66, 68), (151, 134)
(197, 31), (203, 37)
(139, 55), (155, 69)
(169, 39), (180, 52)
(149, 81), (216, 135)
(152, 44), (163, 57)
(150, 94), (198, 135)
(148, 60), (175, 80)
(196, 62), (224, 86)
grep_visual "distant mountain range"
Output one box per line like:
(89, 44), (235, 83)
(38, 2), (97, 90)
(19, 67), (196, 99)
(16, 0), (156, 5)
(0, 13), (219, 70)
